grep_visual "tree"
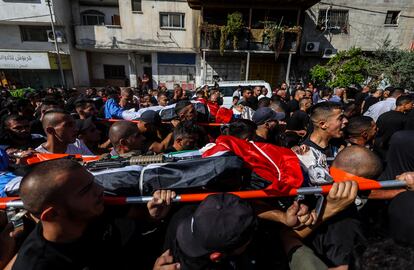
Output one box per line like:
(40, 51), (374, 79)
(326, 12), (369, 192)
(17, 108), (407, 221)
(310, 47), (368, 88)
(310, 45), (414, 90)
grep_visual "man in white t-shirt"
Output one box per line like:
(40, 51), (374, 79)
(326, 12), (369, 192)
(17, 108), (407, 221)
(35, 110), (94, 155)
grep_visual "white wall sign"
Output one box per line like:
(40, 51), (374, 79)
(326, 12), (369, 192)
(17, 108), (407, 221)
(0, 52), (51, 69)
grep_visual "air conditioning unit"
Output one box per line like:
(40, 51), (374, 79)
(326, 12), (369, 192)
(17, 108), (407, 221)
(47, 30), (66, 43)
(322, 48), (338, 58)
(305, 42), (320, 52)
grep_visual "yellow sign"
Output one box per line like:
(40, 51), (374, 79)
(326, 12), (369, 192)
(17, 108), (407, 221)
(0, 71), (8, 87)
(48, 53), (72, 70)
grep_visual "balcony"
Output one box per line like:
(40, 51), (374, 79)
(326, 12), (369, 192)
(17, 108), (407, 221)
(200, 23), (302, 55)
(75, 25), (123, 50)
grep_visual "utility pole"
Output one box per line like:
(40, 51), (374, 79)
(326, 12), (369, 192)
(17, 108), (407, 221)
(46, 0), (66, 88)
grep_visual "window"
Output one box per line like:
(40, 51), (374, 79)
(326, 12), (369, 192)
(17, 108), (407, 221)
(131, 0), (142, 12)
(81, 10), (105, 26)
(160, 13), (185, 29)
(104, 65), (125, 79)
(20, 26), (50, 42)
(385, 11), (400, 25)
(317, 9), (349, 33)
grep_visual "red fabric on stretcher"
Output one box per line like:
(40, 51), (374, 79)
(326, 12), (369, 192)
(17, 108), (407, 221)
(202, 135), (304, 193)
(25, 154), (99, 165)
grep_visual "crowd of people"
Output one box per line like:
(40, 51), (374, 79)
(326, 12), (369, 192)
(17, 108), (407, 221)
(0, 82), (414, 270)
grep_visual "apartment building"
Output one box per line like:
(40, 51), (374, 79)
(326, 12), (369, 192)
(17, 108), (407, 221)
(72, 0), (200, 89)
(298, 0), (414, 78)
(0, 0), (82, 88)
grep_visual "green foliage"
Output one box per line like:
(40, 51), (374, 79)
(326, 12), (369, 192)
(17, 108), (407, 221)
(262, 21), (284, 49)
(310, 65), (330, 85)
(9, 88), (35, 98)
(219, 12), (244, 55)
(310, 43), (414, 90)
(310, 47), (368, 87)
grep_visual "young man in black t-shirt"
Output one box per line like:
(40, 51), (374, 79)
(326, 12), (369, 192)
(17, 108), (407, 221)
(302, 102), (348, 159)
(13, 159), (179, 270)
(286, 97), (312, 135)
(374, 95), (413, 160)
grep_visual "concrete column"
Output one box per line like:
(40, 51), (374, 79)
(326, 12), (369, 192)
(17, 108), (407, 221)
(195, 52), (203, 87)
(151, 52), (159, 88)
(245, 52), (250, 81)
(286, 52), (293, 86)
(128, 52), (137, 87)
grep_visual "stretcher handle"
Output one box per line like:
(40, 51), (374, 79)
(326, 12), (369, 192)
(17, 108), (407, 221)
(0, 180), (406, 209)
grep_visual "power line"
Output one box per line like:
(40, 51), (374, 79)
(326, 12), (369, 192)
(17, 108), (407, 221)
(319, 1), (414, 19)
(0, 14), (49, 23)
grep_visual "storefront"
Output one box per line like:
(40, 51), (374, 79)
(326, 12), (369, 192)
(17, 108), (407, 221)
(0, 51), (72, 89)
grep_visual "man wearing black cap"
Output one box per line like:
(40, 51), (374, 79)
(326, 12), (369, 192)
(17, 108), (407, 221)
(252, 107), (285, 143)
(137, 110), (173, 153)
(76, 117), (102, 154)
(164, 193), (257, 270)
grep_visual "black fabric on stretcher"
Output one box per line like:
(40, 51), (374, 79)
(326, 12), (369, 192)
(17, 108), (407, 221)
(94, 156), (251, 196)
(141, 156), (245, 195)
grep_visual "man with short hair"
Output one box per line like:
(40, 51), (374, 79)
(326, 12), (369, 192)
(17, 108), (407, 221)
(252, 86), (262, 98)
(13, 159), (179, 270)
(157, 93), (169, 107)
(104, 88), (135, 119)
(344, 116), (377, 148)
(361, 88), (383, 114)
(75, 99), (98, 120)
(0, 115), (45, 152)
(276, 82), (289, 99)
(303, 102), (348, 159)
(286, 97), (312, 135)
(35, 110), (93, 155)
(164, 121), (198, 153)
(258, 87), (268, 100)
(168, 85), (187, 105)
(108, 121), (145, 156)
(329, 87), (346, 104)
(364, 88), (404, 121)
(286, 89), (306, 115)
(238, 87), (258, 110)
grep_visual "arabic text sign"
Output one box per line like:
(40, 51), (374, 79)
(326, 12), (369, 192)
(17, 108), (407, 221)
(0, 52), (51, 69)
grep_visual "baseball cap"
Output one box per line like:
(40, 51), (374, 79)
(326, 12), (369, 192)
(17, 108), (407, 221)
(389, 191), (414, 246)
(75, 117), (94, 133)
(176, 193), (257, 258)
(252, 107), (285, 125)
(137, 110), (161, 125)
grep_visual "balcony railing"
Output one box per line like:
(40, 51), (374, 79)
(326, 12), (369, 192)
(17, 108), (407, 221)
(75, 25), (122, 49)
(200, 24), (302, 54)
